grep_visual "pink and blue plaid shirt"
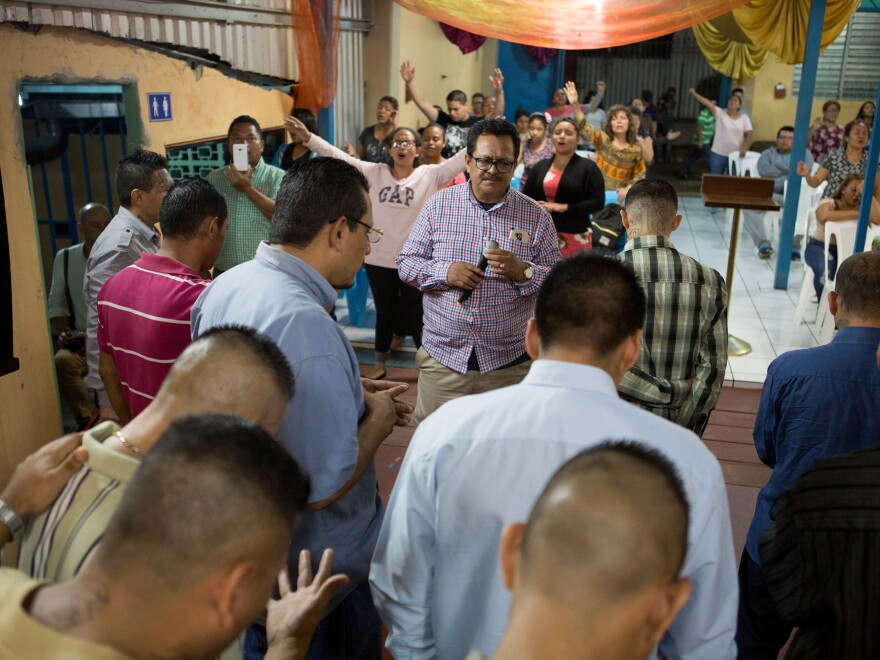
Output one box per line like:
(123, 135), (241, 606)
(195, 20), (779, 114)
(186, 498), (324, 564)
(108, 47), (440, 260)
(398, 182), (560, 374)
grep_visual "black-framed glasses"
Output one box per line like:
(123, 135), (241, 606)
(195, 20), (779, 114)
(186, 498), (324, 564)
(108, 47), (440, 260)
(473, 157), (515, 174)
(352, 218), (384, 243)
(390, 140), (415, 149)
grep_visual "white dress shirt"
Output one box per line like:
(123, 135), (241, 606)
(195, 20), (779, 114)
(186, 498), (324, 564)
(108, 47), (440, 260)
(370, 360), (737, 660)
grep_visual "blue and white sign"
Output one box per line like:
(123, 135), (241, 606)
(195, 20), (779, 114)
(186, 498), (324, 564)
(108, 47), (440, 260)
(147, 92), (172, 122)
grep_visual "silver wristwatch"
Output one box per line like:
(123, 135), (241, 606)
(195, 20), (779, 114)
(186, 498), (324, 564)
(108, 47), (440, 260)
(522, 264), (535, 281)
(0, 498), (24, 538)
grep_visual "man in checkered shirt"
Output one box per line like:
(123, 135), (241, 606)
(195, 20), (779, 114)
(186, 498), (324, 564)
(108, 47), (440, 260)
(398, 119), (560, 424)
(618, 179), (728, 436)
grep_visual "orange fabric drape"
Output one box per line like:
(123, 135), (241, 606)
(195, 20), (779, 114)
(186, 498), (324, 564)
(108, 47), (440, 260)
(292, 0), (341, 112)
(391, 0), (753, 50)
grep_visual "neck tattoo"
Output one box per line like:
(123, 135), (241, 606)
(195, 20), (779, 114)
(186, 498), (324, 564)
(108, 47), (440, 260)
(113, 431), (141, 459)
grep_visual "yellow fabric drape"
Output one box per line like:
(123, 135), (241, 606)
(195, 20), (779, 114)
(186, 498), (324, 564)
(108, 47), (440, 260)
(733, 0), (860, 64)
(692, 21), (769, 80)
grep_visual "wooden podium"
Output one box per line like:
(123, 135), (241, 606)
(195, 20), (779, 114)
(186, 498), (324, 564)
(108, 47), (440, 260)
(701, 175), (780, 357)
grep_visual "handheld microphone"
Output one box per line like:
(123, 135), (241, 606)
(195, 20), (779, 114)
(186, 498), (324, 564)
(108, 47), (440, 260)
(457, 239), (499, 304)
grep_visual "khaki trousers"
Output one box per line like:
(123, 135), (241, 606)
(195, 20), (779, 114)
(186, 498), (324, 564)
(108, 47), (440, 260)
(413, 347), (532, 425)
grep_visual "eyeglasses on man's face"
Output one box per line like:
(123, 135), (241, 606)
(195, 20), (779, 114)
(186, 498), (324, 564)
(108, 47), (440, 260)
(352, 218), (384, 243)
(472, 157), (515, 174)
(390, 140), (415, 149)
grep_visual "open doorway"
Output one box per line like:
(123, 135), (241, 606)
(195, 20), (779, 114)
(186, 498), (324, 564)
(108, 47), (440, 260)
(20, 82), (128, 431)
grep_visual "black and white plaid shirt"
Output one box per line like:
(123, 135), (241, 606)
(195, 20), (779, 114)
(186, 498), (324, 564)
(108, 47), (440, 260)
(618, 235), (728, 435)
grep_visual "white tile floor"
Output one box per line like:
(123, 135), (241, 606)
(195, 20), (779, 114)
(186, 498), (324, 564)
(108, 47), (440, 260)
(338, 194), (823, 384)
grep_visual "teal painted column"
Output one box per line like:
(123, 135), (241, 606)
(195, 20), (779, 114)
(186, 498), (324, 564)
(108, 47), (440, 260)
(774, 0), (827, 289)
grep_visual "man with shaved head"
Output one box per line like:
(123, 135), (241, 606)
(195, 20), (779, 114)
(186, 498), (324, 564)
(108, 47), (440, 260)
(618, 179), (727, 435)
(479, 442), (692, 660)
(19, 325), (294, 580)
(1, 413), (343, 659)
(48, 202), (112, 428)
(371, 255), (737, 660)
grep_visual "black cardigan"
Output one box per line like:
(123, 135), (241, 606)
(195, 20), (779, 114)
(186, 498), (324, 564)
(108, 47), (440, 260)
(521, 155), (605, 234)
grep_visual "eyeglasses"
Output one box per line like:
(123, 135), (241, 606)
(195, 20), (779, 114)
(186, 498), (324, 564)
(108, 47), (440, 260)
(390, 140), (415, 149)
(352, 218), (384, 243)
(472, 157), (515, 174)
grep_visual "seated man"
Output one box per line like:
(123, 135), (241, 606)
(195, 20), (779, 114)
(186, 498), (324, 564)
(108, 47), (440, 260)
(742, 126), (814, 259)
(618, 179), (728, 435)
(1, 413), (345, 660)
(737, 251), (880, 658)
(479, 442), (692, 660)
(48, 202), (111, 428)
(19, 326), (293, 581)
(371, 255), (737, 660)
(98, 177), (228, 422)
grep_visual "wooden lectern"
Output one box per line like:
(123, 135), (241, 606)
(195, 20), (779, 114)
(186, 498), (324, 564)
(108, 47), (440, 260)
(701, 174), (780, 357)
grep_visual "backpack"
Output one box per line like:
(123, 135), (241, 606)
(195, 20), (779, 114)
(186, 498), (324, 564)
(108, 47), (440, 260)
(591, 203), (625, 256)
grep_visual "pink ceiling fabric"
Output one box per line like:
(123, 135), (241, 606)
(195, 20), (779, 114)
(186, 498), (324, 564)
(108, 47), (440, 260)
(393, 0), (754, 49)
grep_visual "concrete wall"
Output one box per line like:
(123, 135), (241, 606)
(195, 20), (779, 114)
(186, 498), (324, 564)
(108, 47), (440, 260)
(746, 57), (868, 142)
(0, 23), (293, 485)
(362, 1), (498, 133)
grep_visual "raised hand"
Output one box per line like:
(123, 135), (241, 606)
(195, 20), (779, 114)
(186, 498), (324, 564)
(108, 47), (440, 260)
(564, 81), (579, 106)
(489, 68), (504, 94)
(596, 81), (606, 92)
(400, 60), (415, 84)
(284, 116), (312, 144)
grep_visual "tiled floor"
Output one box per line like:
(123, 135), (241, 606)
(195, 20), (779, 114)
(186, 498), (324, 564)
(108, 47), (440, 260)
(337, 193), (822, 385)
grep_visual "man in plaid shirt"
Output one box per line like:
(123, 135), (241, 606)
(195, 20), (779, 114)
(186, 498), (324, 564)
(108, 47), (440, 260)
(206, 115), (284, 273)
(398, 119), (560, 424)
(618, 179), (728, 436)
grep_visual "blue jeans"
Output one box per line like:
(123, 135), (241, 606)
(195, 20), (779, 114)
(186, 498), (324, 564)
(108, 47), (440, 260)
(707, 151), (729, 175)
(243, 580), (382, 660)
(804, 238), (836, 299)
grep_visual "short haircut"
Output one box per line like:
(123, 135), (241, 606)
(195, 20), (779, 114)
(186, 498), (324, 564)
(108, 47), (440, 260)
(535, 254), (645, 354)
(844, 119), (868, 138)
(115, 150), (168, 207)
(514, 108), (530, 121)
(528, 112), (548, 127)
(227, 114), (263, 140)
(641, 90), (653, 103)
(472, 92), (485, 101)
(446, 90), (467, 105)
(159, 177), (228, 240)
(292, 108), (319, 136)
(379, 95), (399, 111)
(78, 202), (109, 222)
(520, 441), (689, 606)
(834, 251), (880, 321)
(97, 413), (309, 584)
(604, 105), (638, 145)
(732, 87), (744, 96)
(270, 158), (369, 247)
(180, 325), (294, 401)
(625, 179), (679, 234)
(777, 126), (795, 138)
(822, 100), (840, 112)
(466, 118), (521, 160)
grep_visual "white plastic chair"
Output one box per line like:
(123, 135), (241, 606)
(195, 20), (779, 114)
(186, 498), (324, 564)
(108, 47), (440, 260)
(728, 150), (761, 177)
(793, 207), (817, 325)
(772, 179), (816, 256)
(816, 220), (858, 343)
(865, 222), (880, 250)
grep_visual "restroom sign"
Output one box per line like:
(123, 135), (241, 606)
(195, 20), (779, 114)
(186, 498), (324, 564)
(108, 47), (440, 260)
(148, 93), (172, 122)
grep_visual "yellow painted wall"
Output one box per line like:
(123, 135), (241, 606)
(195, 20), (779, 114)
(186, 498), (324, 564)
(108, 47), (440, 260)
(0, 24), (293, 486)
(746, 57), (869, 142)
(363, 1), (498, 132)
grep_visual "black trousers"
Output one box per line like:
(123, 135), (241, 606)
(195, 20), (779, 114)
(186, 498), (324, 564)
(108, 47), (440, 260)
(736, 548), (793, 659)
(364, 264), (422, 358)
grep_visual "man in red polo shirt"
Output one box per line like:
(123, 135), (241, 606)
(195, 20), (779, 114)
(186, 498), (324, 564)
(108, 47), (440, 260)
(97, 177), (228, 422)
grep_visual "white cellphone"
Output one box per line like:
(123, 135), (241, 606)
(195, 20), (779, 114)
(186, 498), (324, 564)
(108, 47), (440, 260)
(232, 144), (248, 172)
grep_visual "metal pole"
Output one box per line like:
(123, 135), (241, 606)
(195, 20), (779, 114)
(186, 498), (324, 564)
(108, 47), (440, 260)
(854, 82), (880, 253)
(774, 0), (826, 289)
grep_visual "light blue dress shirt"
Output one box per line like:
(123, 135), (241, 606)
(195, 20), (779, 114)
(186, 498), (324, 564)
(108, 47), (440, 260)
(370, 360), (737, 660)
(191, 242), (381, 606)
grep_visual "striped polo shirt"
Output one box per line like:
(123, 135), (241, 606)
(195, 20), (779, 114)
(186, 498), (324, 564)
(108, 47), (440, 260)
(97, 253), (209, 417)
(19, 422), (136, 581)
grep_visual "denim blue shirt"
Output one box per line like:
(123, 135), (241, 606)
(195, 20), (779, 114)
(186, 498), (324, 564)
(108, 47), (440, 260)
(747, 326), (880, 564)
(191, 242), (381, 603)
